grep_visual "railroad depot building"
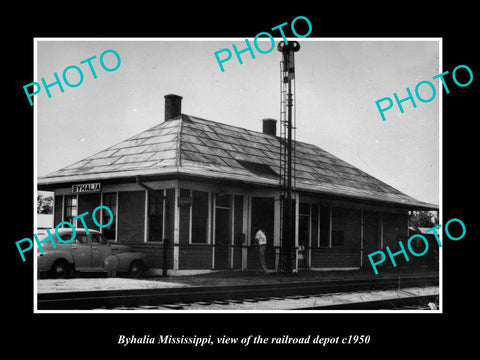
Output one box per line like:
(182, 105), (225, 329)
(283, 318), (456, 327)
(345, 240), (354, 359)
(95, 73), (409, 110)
(38, 94), (438, 274)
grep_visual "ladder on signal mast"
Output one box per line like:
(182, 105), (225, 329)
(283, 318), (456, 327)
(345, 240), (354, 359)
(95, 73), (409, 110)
(278, 43), (298, 272)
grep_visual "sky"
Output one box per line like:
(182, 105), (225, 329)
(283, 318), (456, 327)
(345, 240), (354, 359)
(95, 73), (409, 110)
(36, 38), (440, 205)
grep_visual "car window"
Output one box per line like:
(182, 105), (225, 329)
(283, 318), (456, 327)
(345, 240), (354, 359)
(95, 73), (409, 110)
(74, 234), (89, 244)
(90, 233), (106, 244)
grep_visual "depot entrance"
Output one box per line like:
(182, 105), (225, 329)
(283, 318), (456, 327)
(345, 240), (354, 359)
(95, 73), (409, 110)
(214, 194), (232, 270)
(250, 197), (275, 270)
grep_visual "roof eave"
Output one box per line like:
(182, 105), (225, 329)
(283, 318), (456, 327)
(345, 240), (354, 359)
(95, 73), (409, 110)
(38, 167), (438, 210)
(37, 166), (181, 189)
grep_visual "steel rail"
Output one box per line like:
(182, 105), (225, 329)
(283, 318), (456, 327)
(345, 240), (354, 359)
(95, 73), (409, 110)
(301, 294), (439, 310)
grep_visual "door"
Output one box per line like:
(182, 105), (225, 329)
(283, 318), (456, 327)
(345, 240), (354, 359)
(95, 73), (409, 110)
(90, 233), (112, 270)
(214, 194), (232, 270)
(215, 208), (231, 269)
(71, 233), (91, 270)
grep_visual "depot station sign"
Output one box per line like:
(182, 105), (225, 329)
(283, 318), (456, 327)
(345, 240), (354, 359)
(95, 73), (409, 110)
(72, 182), (101, 193)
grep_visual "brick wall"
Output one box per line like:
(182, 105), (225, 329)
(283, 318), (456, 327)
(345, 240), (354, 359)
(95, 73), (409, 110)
(179, 245), (212, 269)
(311, 248), (361, 268)
(126, 243), (173, 269)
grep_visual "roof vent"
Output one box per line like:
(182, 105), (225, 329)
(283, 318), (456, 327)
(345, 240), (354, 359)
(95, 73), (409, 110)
(262, 118), (277, 136)
(164, 94), (183, 121)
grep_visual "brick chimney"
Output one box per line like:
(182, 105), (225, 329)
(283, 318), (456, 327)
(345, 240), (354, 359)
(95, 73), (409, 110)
(262, 118), (277, 136)
(164, 94), (183, 121)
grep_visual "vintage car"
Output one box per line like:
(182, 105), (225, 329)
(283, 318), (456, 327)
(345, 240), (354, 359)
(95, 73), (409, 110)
(37, 228), (147, 279)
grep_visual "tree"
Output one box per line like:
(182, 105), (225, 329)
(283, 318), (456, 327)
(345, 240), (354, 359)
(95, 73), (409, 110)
(37, 192), (54, 214)
(410, 211), (438, 228)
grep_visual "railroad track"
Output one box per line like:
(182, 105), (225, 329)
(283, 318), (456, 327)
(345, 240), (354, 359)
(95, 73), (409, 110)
(115, 290), (438, 311)
(37, 274), (438, 310)
(309, 294), (439, 310)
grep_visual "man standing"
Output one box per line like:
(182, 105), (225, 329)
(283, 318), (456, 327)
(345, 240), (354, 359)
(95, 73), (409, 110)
(255, 229), (268, 274)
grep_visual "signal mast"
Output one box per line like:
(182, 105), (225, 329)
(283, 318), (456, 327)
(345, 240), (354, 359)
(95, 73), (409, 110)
(278, 41), (300, 273)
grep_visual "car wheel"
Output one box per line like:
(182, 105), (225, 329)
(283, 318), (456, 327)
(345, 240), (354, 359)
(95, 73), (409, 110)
(50, 260), (71, 279)
(128, 260), (145, 278)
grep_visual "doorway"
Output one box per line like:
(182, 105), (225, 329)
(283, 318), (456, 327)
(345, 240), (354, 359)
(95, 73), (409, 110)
(214, 194), (232, 270)
(298, 203), (310, 269)
(251, 197), (275, 269)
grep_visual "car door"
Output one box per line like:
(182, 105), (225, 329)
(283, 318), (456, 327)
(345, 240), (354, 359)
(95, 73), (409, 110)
(71, 233), (91, 271)
(90, 233), (113, 270)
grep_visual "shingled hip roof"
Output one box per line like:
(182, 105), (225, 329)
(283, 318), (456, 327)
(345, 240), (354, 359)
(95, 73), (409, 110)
(38, 114), (437, 210)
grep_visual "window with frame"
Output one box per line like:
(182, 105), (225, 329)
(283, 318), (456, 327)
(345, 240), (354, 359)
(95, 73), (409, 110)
(299, 203), (310, 248)
(148, 190), (164, 242)
(311, 204), (319, 248)
(191, 190), (209, 244)
(331, 207), (353, 247)
(102, 192), (117, 240)
(215, 193), (231, 209)
(64, 195), (78, 225)
(74, 234), (89, 244)
(90, 232), (107, 244)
